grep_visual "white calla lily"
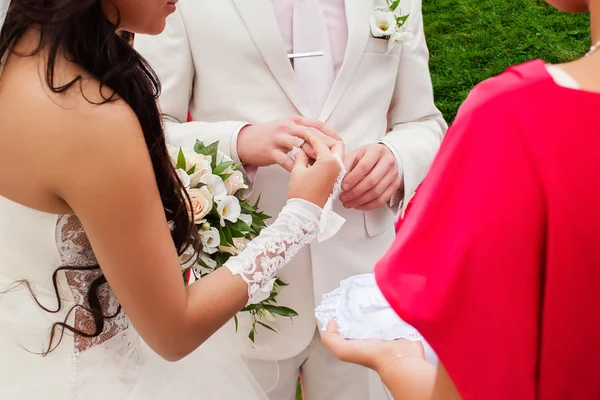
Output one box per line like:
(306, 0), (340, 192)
(200, 174), (227, 199)
(216, 195), (241, 226)
(175, 168), (191, 189)
(370, 9), (396, 37)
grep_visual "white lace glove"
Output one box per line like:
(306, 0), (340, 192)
(224, 198), (322, 305)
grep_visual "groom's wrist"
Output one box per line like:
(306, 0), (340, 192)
(231, 123), (258, 182)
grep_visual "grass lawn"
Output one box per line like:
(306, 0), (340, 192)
(424, 0), (590, 123)
(296, 1), (588, 398)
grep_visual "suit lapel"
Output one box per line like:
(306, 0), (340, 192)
(232, 0), (310, 116)
(319, 0), (373, 122)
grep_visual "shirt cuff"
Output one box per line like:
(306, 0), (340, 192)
(230, 122), (258, 182)
(378, 140), (405, 207)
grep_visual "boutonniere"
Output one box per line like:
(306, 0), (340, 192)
(370, 0), (414, 53)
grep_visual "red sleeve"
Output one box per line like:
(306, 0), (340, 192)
(376, 82), (545, 399)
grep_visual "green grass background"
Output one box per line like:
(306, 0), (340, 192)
(296, 0), (589, 398)
(424, 0), (589, 122)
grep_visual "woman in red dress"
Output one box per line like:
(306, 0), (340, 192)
(323, 0), (600, 398)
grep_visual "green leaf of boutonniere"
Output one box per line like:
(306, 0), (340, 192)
(390, 0), (401, 11)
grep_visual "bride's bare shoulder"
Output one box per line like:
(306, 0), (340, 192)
(0, 40), (148, 210)
(0, 37), (144, 148)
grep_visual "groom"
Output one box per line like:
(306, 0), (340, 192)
(136, 0), (446, 398)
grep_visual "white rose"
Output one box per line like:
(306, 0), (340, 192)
(216, 195), (241, 227)
(179, 244), (197, 269)
(224, 170), (248, 195)
(370, 9), (396, 38)
(249, 278), (276, 305)
(180, 150), (212, 188)
(387, 29), (414, 53)
(187, 186), (213, 223)
(200, 174), (227, 199)
(199, 227), (220, 254)
(175, 168), (191, 189)
(239, 214), (253, 230)
(219, 237), (249, 256)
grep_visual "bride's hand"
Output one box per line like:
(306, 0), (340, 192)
(322, 321), (425, 373)
(288, 131), (344, 208)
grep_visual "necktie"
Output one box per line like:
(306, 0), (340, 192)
(292, 0), (335, 118)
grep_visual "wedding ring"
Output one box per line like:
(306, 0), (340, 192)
(298, 139), (307, 149)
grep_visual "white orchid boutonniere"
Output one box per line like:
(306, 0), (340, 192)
(370, 0), (414, 53)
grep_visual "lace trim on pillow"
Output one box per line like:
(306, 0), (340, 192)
(55, 215), (129, 353)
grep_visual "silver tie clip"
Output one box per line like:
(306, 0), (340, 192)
(287, 51), (325, 59)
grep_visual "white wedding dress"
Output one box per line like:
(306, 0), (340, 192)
(0, 195), (276, 399)
(0, 29), (346, 395)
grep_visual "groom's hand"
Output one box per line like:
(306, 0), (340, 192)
(340, 144), (401, 210)
(237, 116), (341, 172)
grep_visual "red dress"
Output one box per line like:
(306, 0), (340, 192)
(376, 61), (600, 399)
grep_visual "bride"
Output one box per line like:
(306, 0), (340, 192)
(0, 0), (343, 398)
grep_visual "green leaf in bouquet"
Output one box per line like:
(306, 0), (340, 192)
(209, 203), (221, 220)
(218, 226), (228, 246)
(195, 141), (219, 169)
(232, 219), (252, 233)
(248, 328), (255, 342)
(266, 292), (278, 303)
(240, 200), (256, 213)
(256, 212), (272, 221)
(253, 194), (262, 209)
(193, 140), (206, 153)
(232, 164), (242, 171)
(213, 161), (233, 176)
(263, 305), (298, 318)
(234, 315), (239, 332)
(251, 214), (267, 227)
(275, 278), (289, 287)
(214, 252), (232, 267)
(186, 165), (196, 175)
(219, 173), (233, 182)
(196, 256), (213, 271)
(240, 303), (262, 312)
(229, 226), (246, 239)
(222, 225), (235, 246)
(176, 148), (187, 170)
(256, 321), (278, 334)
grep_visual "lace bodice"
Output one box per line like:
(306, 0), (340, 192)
(55, 215), (128, 353)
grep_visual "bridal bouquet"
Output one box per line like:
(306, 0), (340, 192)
(172, 140), (298, 341)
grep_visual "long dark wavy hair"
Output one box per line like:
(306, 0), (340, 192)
(0, 0), (201, 354)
